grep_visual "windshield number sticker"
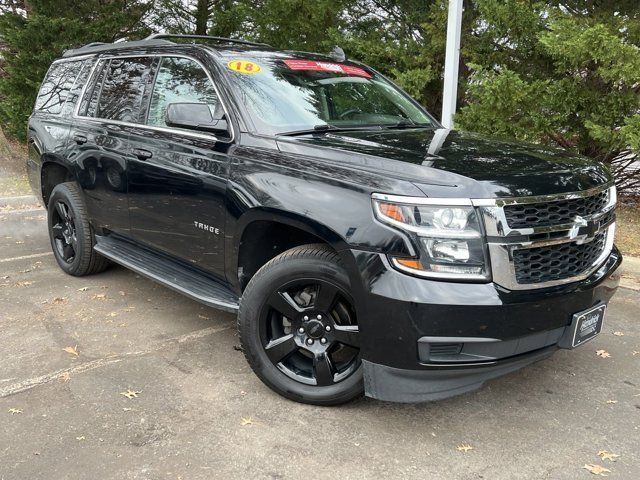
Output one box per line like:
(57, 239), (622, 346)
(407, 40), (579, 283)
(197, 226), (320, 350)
(227, 60), (261, 74)
(283, 59), (371, 78)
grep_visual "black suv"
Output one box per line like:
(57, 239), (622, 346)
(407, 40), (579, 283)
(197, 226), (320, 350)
(27, 34), (621, 405)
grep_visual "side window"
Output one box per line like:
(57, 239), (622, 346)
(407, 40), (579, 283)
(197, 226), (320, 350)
(147, 57), (219, 128)
(96, 57), (155, 123)
(35, 60), (84, 115)
(78, 59), (108, 117)
(60, 59), (94, 117)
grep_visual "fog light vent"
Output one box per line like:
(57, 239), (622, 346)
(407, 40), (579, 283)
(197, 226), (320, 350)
(429, 343), (463, 357)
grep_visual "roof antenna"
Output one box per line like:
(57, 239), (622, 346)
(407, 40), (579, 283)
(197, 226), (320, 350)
(329, 46), (346, 62)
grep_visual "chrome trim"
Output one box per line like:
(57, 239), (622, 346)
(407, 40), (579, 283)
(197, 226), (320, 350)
(72, 52), (235, 143)
(372, 199), (481, 238)
(482, 185), (616, 290)
(372, 192), (473, 206)
(471, 182), (613, 207)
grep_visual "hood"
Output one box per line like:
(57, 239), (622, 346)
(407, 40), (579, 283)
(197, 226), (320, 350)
(276, 128), (611, 198)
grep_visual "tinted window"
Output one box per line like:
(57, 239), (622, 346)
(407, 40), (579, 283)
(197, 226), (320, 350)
(147, 57), (219, 128)
(96, 57), (154, 122)
(35, 60), (84, 115)
(79, 59), (108, 117)
(60, 59), (94, 117)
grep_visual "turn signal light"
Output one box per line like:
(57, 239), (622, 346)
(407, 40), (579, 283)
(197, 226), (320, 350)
(378, 202), (405, 223)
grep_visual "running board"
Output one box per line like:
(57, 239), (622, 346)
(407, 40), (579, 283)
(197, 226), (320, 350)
(94, 235), (239, 313)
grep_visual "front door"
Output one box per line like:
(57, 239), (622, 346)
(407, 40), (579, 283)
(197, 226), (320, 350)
(127, 55), (232, 279)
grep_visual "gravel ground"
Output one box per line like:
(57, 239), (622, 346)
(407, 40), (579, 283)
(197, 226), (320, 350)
(1, 175), (639, 480)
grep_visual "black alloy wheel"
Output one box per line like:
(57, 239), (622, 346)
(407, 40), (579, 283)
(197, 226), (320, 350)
(239, 244), (364, 405)
(261, 278), (360, 387)
(50, 200), (78, 263)
(47, 182), (110, 276)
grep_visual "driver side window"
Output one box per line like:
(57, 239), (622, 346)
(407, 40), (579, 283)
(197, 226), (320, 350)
(147, 57), (219, 129)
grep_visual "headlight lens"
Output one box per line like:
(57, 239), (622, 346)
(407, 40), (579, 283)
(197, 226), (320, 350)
(374, 198), (489, 280)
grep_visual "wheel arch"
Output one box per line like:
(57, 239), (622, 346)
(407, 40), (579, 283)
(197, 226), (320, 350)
(230, 208), (356, 292)
(40, 158), (75, 206)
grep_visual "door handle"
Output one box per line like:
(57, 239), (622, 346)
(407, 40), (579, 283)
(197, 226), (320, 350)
(73, 134), (87, 145)
(132, 148), (153, 160)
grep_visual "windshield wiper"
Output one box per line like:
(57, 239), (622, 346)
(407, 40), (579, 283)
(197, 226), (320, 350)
(277, 124), (382, 136)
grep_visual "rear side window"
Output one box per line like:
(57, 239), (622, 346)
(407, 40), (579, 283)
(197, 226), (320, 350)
(95, 57), (155, 122)
(35, 60), (84, 115)
(147, 57), (219, 128)
(60, 59), (94, 117)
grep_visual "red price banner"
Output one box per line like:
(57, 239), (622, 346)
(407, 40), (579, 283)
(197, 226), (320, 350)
(283, 59), (371, 78)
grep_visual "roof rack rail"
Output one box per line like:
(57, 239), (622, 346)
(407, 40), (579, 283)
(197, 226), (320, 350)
(145, 33), (271, 48)
(81, 42), (107, 49)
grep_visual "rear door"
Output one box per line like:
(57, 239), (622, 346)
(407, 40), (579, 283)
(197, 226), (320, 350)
(127, 55), (232, 279)
(69, 56), (157, 236)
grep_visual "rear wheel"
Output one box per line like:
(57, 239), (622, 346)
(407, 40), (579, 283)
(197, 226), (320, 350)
(47, 182), (109, 276)
(238, 244), (363, 405)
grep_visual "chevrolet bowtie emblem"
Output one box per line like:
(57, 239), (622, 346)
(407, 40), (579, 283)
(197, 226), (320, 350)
(569, 216), (598, 244)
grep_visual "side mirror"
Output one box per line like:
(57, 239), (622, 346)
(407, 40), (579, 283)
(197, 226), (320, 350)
(165, 102), (229, 136)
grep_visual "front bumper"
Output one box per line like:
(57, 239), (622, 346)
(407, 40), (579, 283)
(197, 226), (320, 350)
(349, 247), (622, 403)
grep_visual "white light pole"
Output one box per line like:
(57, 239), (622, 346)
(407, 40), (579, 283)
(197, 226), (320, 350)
(441, 0), (463, 129)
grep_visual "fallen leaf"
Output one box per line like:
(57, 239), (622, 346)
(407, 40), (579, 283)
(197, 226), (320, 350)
(8, 408), (23, 415)
(596, 350), (611, 358)
(612, 331), (624, 337)
(120, 389), (141, 399)
(597, 450), (620, 462)
(63, 345), (79, 357)
(606, 400), (618, 404)
(77, 287), (89, 292)
(241, 417), (253, 426)
(92, 293), (106, 300)
(52, 297), (67, 305)
(583, 464), (610, 476)
(456, 444), (473, 452)
(59, 372), (71, 382)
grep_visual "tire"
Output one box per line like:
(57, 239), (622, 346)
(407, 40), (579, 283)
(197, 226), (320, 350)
(47, 182), (109, 276)
(238, 244), (363, 406)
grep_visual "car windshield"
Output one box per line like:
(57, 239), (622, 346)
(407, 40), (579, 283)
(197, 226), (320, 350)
(220, 54), (435, 135)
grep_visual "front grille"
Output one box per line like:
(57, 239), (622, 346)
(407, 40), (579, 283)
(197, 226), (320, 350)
(504, 190), (609, 228)
(513, 230), (608, 284)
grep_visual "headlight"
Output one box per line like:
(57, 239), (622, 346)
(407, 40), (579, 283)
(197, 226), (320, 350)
(373, 196), (489, 280)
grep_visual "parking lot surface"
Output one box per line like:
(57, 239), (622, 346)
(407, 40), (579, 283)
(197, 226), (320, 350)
(1, 177), (639, 480)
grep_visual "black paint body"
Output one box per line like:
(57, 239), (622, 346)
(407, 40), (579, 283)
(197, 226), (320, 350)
(27, 42), (621, 402)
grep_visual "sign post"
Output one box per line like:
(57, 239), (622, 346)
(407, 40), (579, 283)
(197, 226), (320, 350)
(441, 0), (464, 129)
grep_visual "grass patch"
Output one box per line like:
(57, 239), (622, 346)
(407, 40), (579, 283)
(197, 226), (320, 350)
(617, 197), (640, 257)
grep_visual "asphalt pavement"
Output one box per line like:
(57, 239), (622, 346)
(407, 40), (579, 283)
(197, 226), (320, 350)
(1, 180), (639, 480)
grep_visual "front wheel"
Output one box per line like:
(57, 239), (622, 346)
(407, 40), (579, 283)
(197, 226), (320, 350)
(238, 244), (363, 406)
